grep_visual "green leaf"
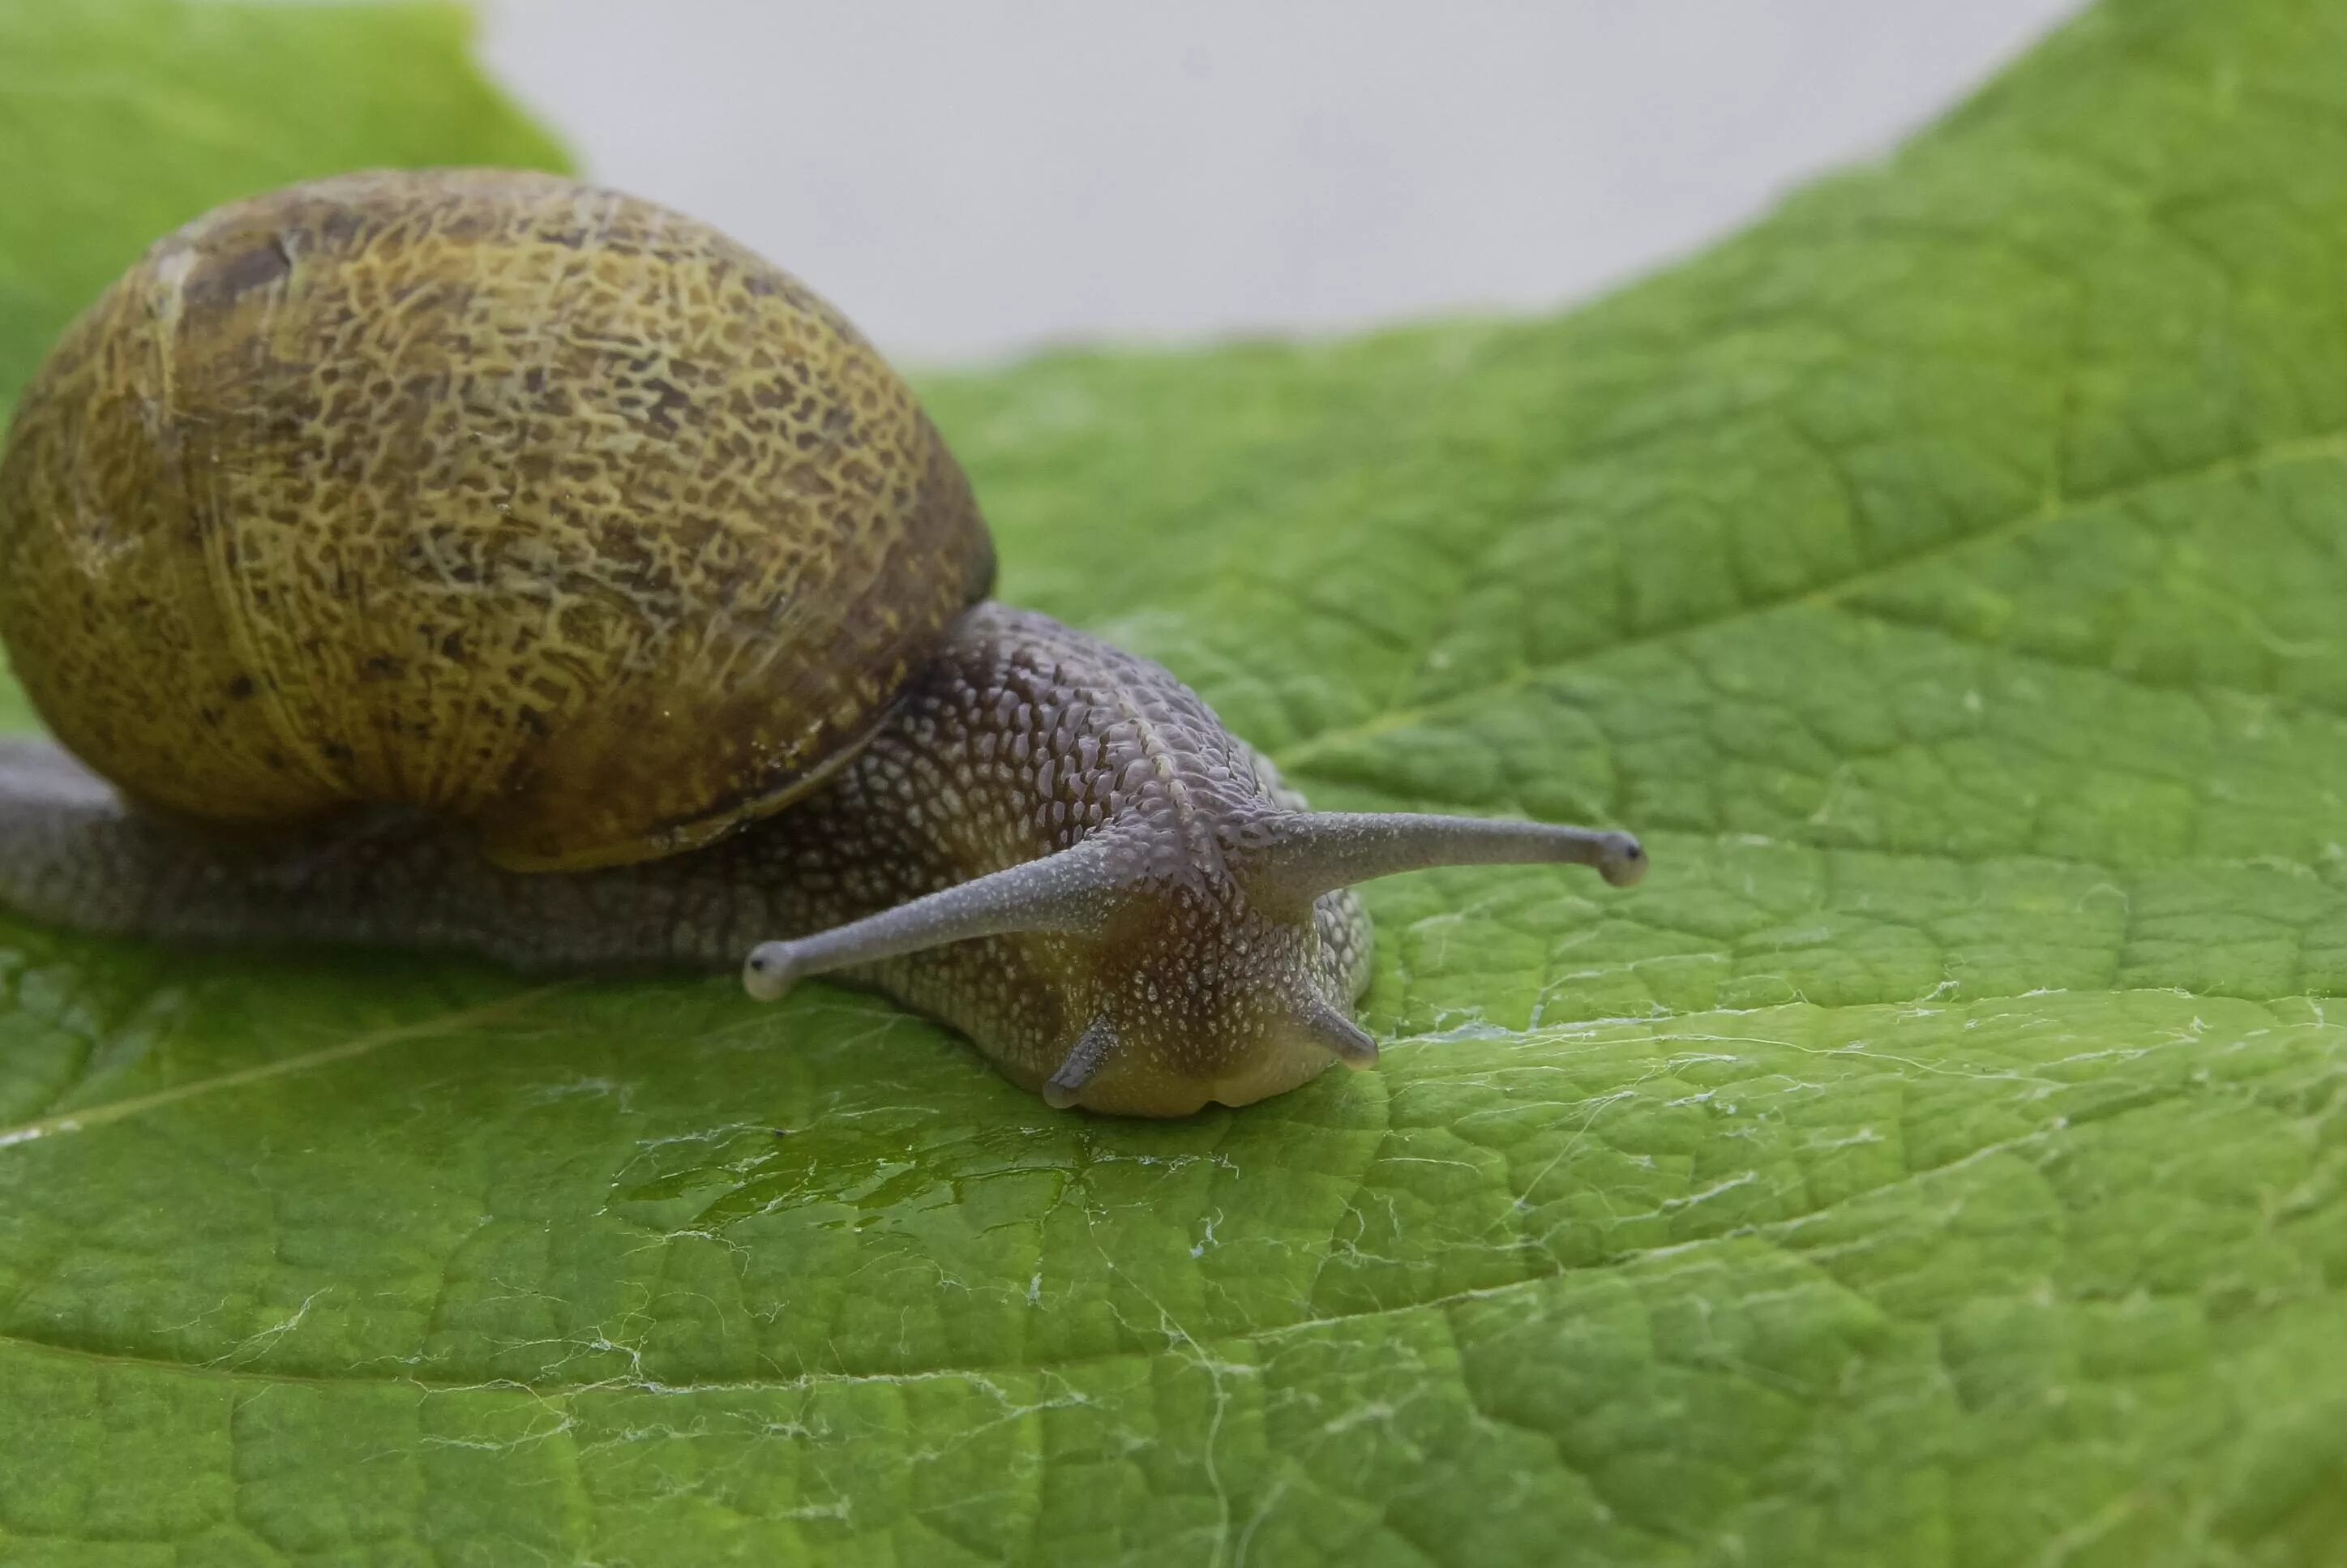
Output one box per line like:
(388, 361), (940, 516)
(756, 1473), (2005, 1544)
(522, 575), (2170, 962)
(3, 0), (2345, 1562)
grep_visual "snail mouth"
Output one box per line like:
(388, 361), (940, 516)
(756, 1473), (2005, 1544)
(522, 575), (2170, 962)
(1209, 1051), (1348, 1111)
(1036, 990), (1377, 1115)
(1206, 1014), (1373, 1111)
(1037, 1031), (1351, 1117)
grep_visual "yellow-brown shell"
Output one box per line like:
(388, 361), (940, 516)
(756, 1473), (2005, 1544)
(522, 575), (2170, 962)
(0, 169), (994, 870)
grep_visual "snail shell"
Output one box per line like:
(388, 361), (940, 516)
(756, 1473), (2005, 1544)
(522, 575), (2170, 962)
(0, 169), (994, 871)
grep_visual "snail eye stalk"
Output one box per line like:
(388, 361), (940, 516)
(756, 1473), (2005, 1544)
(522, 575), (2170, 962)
(1240, 812), (1646, 905)
(741, 812), (1645, 1003)
(741, 837), (1125, 1003)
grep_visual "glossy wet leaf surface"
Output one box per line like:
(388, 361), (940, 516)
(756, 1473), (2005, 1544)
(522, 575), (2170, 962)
(4, 1), (2345, 1563)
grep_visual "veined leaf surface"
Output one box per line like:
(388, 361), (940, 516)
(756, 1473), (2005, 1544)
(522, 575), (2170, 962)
(2, 2), (2342, 1562)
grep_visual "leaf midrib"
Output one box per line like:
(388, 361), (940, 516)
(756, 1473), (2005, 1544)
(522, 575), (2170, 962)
(0, 986), (564, 1149)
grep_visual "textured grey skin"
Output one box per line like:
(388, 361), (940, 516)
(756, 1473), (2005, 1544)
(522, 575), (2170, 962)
(0, 606), (1377, 1114)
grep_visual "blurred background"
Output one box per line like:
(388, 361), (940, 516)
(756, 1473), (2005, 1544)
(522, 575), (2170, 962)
(480, 1), (2086, 365)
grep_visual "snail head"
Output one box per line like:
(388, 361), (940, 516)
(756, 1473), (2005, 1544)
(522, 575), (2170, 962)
(742, 810), (1645, 1114)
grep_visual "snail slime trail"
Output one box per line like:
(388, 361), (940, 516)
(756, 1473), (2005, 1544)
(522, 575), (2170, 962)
(0, 169), (1647, 1116)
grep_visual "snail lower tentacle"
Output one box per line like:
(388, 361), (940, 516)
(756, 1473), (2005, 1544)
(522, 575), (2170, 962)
(0, 606), (1641, 1115)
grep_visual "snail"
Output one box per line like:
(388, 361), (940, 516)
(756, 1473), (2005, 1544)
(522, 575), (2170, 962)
(0, 169), (1645, 1117)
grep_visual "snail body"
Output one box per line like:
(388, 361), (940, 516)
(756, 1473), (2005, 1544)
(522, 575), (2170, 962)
(0, 170), (1643, 1116)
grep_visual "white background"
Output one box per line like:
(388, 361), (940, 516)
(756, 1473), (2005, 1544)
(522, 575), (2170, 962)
(478, 2), (2086, 366)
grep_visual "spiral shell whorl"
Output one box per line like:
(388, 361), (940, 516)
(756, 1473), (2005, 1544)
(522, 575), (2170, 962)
(0, 169), (993, 869)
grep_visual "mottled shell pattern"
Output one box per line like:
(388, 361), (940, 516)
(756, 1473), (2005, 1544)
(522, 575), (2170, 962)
(0, 169), (994, 871)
